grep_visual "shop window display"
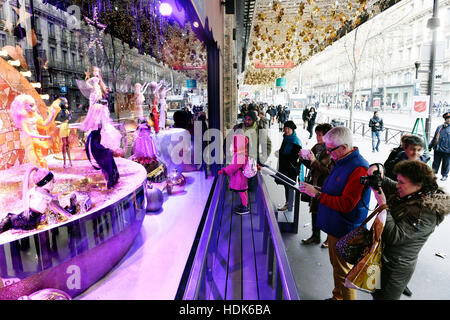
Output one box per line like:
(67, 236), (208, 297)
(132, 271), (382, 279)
(0, 0), (208, 300)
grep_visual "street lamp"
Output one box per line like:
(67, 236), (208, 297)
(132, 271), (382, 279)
(414, 61), (421, 80)
(425, 0), (440, 142)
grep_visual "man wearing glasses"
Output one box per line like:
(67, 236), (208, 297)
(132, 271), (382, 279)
(299, 126), (370, 300)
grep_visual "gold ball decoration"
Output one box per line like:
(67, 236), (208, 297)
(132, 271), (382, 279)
(244, 0), (384, 86)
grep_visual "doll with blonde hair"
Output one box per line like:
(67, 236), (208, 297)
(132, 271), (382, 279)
(134, 82), (150, 120)
(10, 94), (58, 168)
(159, 83), (171, 131)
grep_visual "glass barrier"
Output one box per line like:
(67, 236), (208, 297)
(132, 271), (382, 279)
(182, 173), (299, 300)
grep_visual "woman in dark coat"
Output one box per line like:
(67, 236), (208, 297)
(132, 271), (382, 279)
(306, 107), (317, 139)
(277, 107), (287, 132)
(276, 121), (302, 211)
(367, 160), (449, 300)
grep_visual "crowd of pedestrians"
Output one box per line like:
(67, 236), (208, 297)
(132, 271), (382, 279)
(222, 103), (449, 300)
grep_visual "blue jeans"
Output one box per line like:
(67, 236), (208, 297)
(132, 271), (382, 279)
(372, 131), (381, 151)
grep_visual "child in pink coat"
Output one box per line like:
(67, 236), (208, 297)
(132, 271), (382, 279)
(219, 134), (250, 215)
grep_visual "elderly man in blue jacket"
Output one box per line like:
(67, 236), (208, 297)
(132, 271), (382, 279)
(430, 112), (450, 181)
(299, 126), (370, 300)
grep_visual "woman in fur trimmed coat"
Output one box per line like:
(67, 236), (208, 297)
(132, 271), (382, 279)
(367, 160), (449, 300)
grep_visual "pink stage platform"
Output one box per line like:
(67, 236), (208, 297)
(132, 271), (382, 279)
(0, 156), (148, 299)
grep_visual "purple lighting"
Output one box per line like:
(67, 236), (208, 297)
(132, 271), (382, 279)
(159, 3), (173, 16)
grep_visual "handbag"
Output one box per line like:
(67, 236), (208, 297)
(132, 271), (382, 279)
(242, 157), (258, 178)
(345, 209), (387, 293)
(336, 204), (388, 265)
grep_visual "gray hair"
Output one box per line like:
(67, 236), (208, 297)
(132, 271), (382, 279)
(324, 126), (353, 149)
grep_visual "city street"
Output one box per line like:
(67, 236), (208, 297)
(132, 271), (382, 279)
(263, 111), (450, 300)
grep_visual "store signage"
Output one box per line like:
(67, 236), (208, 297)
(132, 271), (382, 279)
(173, 65), (206, 70)
(276, 78), (287, 88)
(373, 98), (381, 109)
(412, 95), (430, 118)
(186, 79), (197, 88)
(60, 86), (68, 93)
(167, 95), (184, 101)
(254, 60), (294, 69)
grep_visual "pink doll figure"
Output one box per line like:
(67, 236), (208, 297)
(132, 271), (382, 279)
(91, 66), (109, 99)
(9, 94), (57, 168)
(133, 119), (158, 163)
(158, 83), (171, 131)
(134, 82), (150, 121)
(79, 101), (123, 155)
(85, 76), (103, 107)
(218, 134), (250, 215)
(0, 167), (74, 234)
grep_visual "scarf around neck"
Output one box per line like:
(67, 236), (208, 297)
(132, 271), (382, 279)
(282, 131), (302, 154)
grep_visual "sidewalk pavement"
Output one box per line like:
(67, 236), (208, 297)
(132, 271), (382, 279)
(263, 117), (450, 300)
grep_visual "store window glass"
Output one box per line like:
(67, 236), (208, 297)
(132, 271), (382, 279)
(0, 0), (208, 172)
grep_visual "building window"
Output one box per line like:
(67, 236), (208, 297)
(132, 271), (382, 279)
(11, 8), (18, 25)
(48, 22), (55, 38)
(404, 72), (411, 84)
(72, 53), (76, 66)
(444, 65), (450, 81)
(62, 50), (67, 65)
(35, 17), (41, 34)
(0, 34), (6, 48)
(50, 47), (56, 62)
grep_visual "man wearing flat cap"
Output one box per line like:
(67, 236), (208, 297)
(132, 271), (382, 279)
(430, 112), (450, 181)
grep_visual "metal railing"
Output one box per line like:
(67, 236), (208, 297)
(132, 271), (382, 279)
(326, 115), (415, 147)
(182, 173), (299, 300)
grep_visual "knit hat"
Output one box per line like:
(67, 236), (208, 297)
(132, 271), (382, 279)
(443, 112), (450, 120)
(284, 120), (297, 131)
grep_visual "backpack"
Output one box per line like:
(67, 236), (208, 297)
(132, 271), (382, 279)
(242, 157), (258, 178)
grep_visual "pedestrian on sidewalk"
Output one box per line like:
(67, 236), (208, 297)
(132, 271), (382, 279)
(429, 112), (450, 181)
(302, 105), (309, 130)
(369, 111), (384, 152)
(385, 134), (411, 165)
(276, 121), (302, 212)
(258, 111), (269, 129)
(298, 127), (370, 300)
(299, 123), (333, 248)
(367, 161), (449, 300)
(231, 112), (272, 192)
(384, 135), (430, 181)
(306, 107), (317, 139)
(277, 106), (287, 133)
